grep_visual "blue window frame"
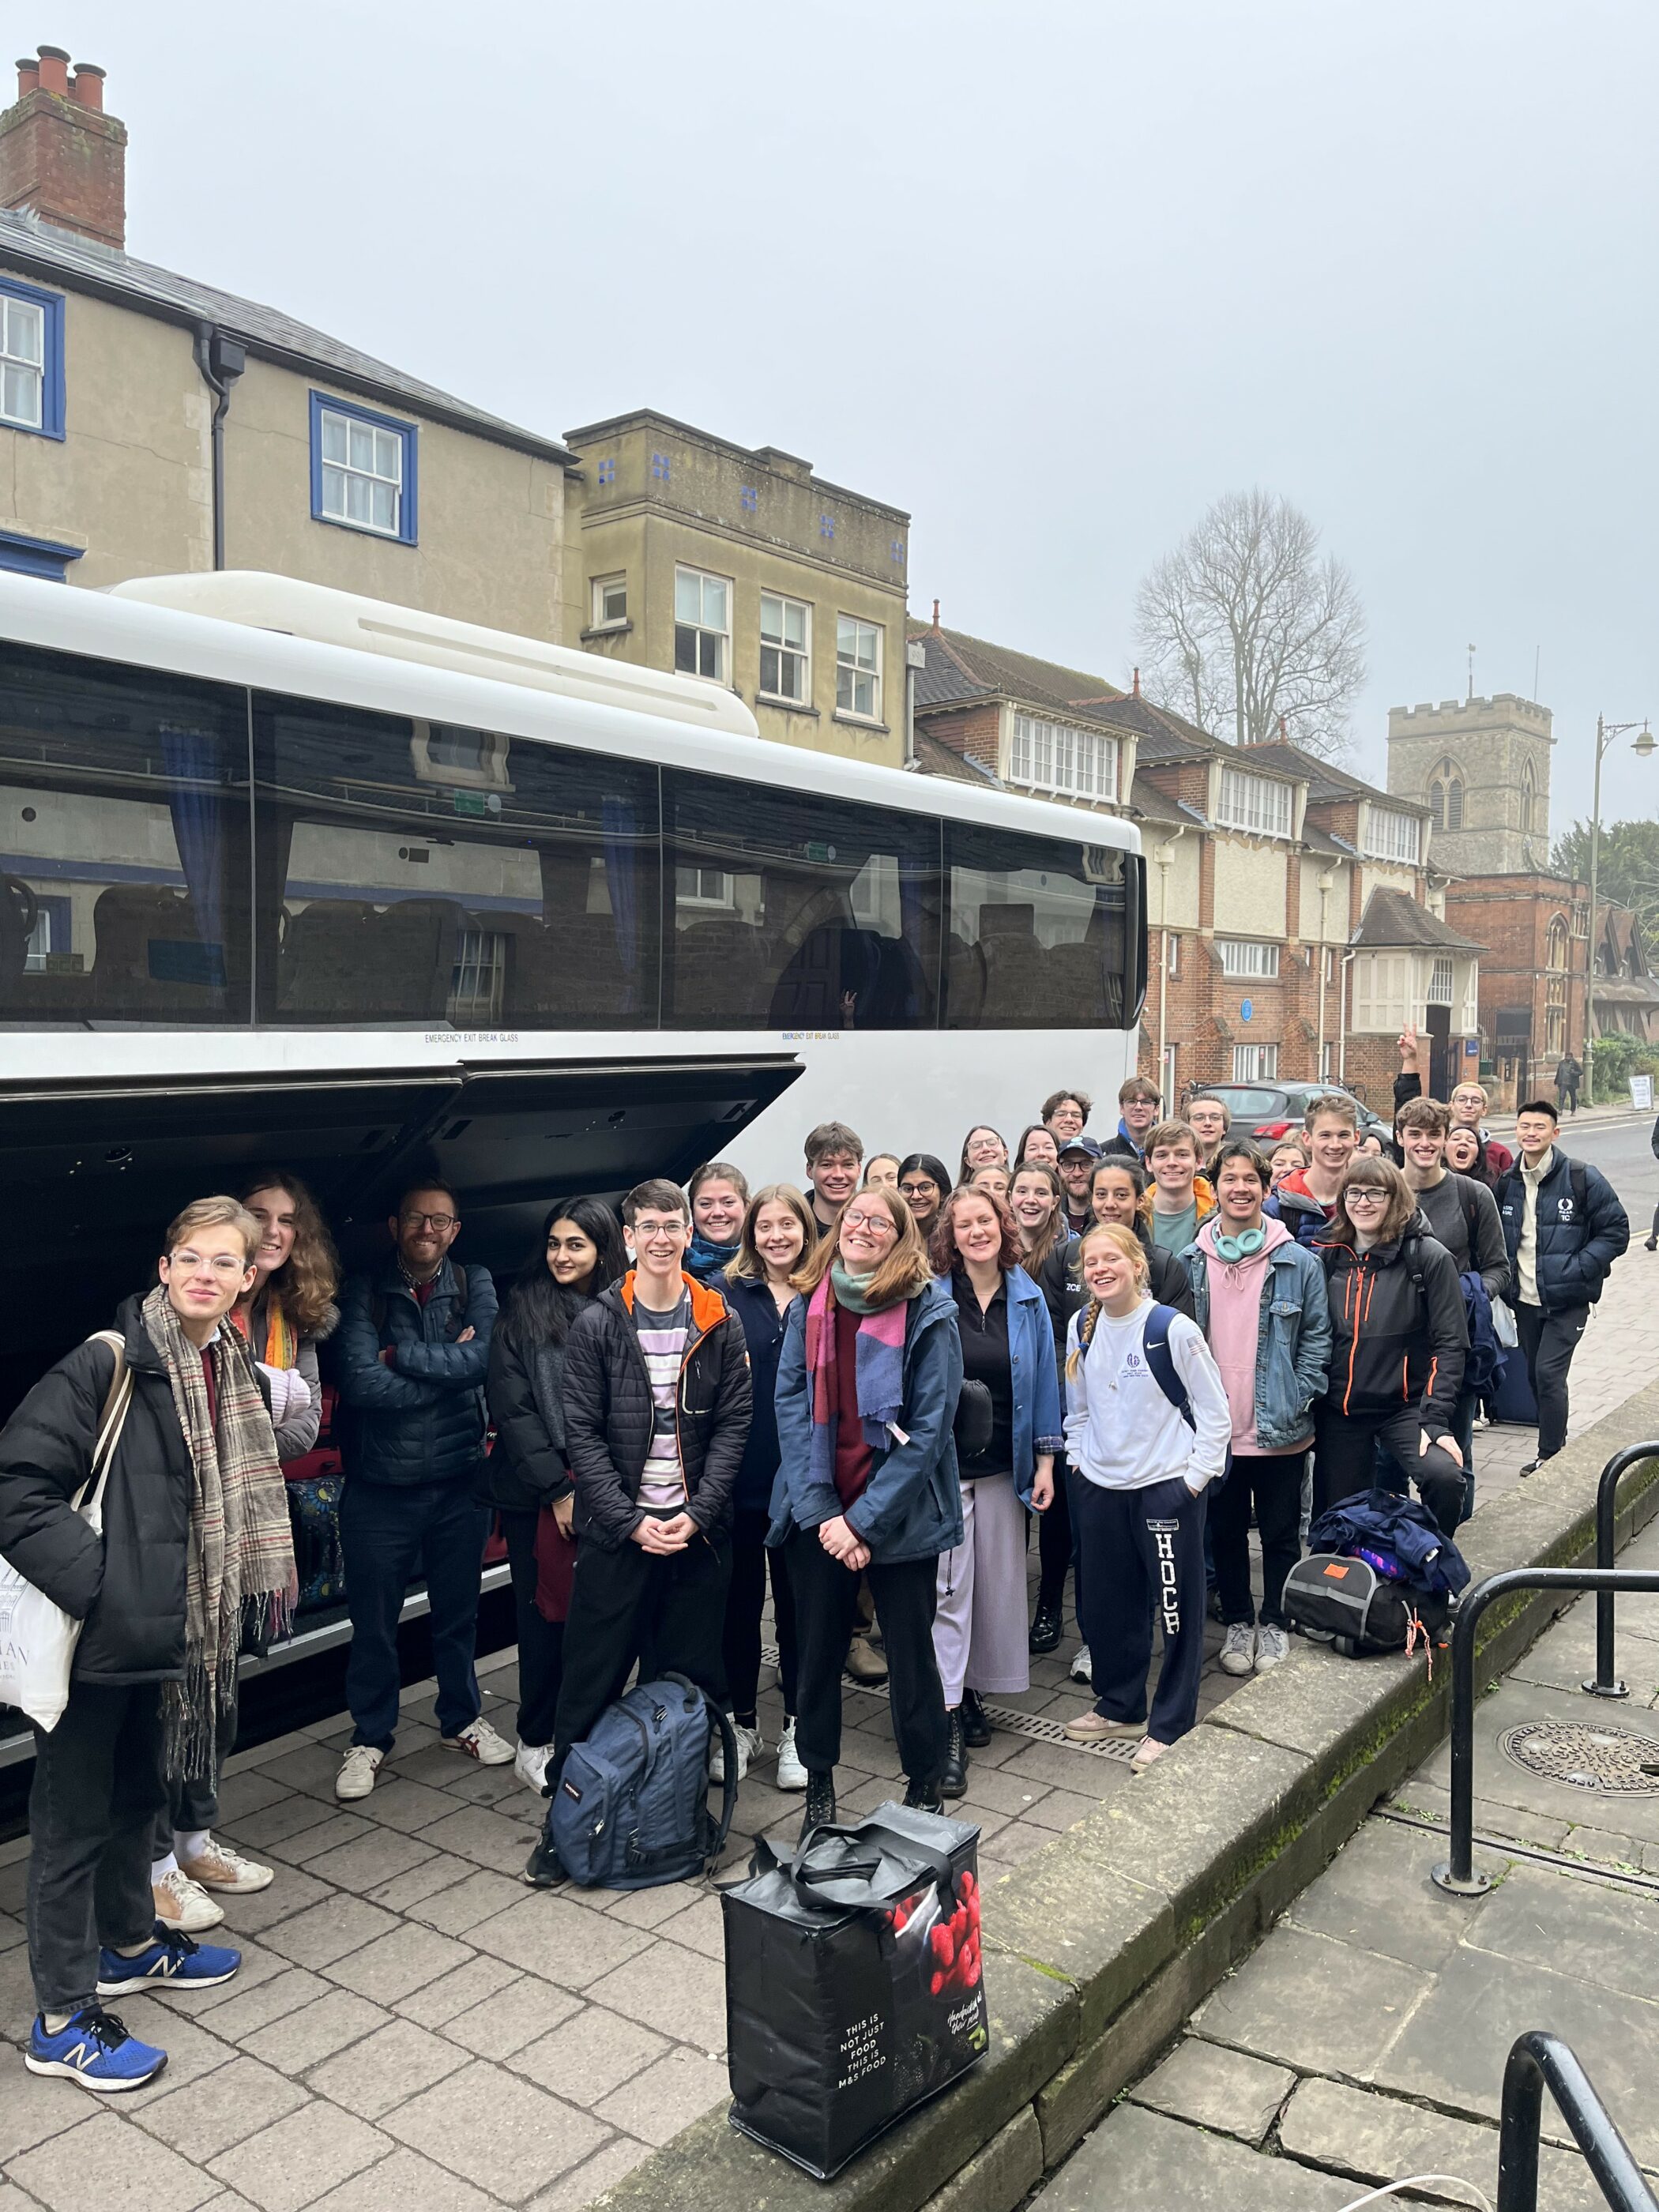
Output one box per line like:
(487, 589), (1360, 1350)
(308, 390), (418, 544)
(0, 526), (82, 581)
(0, 274), (66, 441)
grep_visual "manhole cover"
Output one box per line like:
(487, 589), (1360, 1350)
(1499, 1719), (1659, 1795)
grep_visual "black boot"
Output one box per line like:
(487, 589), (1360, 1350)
(941, 1709), (968, 1800)
(801, 1769), (837, 1840)
(522, 1829), (566, 1889)
(1029, 1601), (1063, 1654)
(902, 1776), (944, 1815)
(961, 1689), (992, 1749)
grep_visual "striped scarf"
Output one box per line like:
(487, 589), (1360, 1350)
(142, 1284), (297, 1778)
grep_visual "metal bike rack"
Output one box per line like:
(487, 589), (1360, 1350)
(1497, 2030), (1657, 2211)
(1431, 1566), (1659, 1896)
(1583, 1441), (1659, 1699)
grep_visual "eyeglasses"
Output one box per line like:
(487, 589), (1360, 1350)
(842, 1210), (897, 1236)
(400, 1211), (456, 1232)
(1345, 1187), (1388, 1206)
(631, 1218), (686, 1239)
(171, 1251), (246, 1277)
(900, 1180), (937, 1199)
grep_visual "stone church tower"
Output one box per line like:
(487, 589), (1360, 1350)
(1386, 694), (1554, 876)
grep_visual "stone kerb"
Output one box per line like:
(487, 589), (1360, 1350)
(590, 1382), (1659, 2212)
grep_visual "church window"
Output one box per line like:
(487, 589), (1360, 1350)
(1520, 761), (1536, 834)
(1427, 758), (1464, 831)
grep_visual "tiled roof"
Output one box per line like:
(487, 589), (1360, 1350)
(1246, 737), (1429, 814)
(1351, 887), (1484, 952)
(0, 208), (574, 464)
(912, 726), (1003, 785)
(908, 624), (1127, 727)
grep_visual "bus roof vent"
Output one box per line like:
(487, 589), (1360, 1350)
(106, 570), (761, 738)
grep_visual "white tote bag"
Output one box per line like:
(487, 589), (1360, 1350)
(1490, 1296), (1520, 1350)
(0, 1331), (133, 1732)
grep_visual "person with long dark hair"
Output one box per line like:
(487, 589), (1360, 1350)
(1089, 1156), (1194, 1315)
(897, 1153), (952, 1241)
(1010, 1161), (1078, 1656)
(486, 1195), (626, 1793)
(720, 1183), (817, 1789)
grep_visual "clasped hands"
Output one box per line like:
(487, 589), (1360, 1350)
(818, 1513), (871, 1572)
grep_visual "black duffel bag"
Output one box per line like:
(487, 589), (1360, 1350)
(722, 1803), (988, 2178)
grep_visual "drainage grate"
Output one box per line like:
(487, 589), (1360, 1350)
(1499, 1719), (1659, 1796)
(760, 1644), (1140, 1766)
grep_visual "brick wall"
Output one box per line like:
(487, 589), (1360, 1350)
(914, 703), (1000, 772)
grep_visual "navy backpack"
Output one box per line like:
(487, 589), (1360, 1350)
(551, 1673), (739, 1890)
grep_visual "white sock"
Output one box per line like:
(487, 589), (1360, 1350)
(175, 1829), (211, 1862)
(43, 2009), (73, 2032)
(151, 1852), (178, 1881)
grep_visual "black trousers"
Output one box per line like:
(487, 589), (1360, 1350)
(1073, 1476), (1207, 1746)
(788, 1532), (946, 1788)
(724, 1504), (798, 1720)
(1514, 1300), (1589, 1462)
(28, 1680), (164, 2014)
(552, 1528), (730, 1768)
(1312, 1404), (1463, 1538)
(1211, 1452), (1306, 1630)
(1036, 1451), (1074, 1615)
(500, 1508), (566, 1751)
(340, 1477), (490, 1751)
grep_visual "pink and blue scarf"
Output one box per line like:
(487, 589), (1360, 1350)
(804, 1266), (909, 1487)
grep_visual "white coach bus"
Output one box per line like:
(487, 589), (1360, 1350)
(0, 569), (1146, 1414)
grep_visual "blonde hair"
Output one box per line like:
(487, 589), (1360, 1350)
(164, 1194), (261, 1264)
(725, 1183), (817, 1284)
(1065, 1222), (1150, 1381)
(790, 1184), (932, 1307)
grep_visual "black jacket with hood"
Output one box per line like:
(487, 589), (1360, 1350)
(562, 1270), (751, 1550)
(0, 1294), (269, 1683)
(1315, 1209), (1468, 1436)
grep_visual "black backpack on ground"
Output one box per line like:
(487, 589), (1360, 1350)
(1281, 1553), (1450, 1657)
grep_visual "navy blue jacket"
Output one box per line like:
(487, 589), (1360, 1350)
(1492, 1149), (1629, 1311)
(726, 1274), (796, 1517)
(335, 1255), (496, 1487)
(770, 1278), (965, 1565)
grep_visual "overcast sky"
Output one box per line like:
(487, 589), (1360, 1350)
(41, 0), (1659, 827)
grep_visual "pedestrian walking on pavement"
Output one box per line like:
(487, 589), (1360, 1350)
(1555, 1054), (1582, 1115)
(1492, 1100), (1629, 1474)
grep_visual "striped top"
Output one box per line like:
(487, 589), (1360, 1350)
(634, 1292), (692, 1510)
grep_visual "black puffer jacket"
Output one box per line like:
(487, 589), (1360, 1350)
(562, 1271), (751, 1549)
(334, 1255), (495, 1488)
(484, 1318), (589, 1514)
(1315, 1211), (1467, 1435)
(0, 1296), (200, 1682)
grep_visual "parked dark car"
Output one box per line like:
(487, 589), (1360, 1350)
(1195, 1082), (1390, 1145)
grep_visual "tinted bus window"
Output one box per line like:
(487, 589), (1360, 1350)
(664, 770), (940, 1030)
(0, 641), (251, 1025)
(943, 822), (1129, 1029)
(254, 697), (661, 1027)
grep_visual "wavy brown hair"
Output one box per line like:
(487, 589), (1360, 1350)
(928, 1183), (1022, 1275)
(790, 1184), (931, 1307)
(726, 1182), (817, 1285)
(235, 1171), (340, 1337)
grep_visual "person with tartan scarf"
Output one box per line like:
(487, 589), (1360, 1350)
(0, 1195), (295, 2093)
(771, 1183), (963, 1838)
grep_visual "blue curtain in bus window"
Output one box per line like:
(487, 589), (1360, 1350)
(602, 795), (640, 1012)
(160, 723), (230, 988)
(896, 851), (933, 1025)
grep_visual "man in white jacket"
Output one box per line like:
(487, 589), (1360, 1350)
(1060, 1224), (1232, 1770)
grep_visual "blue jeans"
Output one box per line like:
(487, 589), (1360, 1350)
(340, 1477), (491, 1751)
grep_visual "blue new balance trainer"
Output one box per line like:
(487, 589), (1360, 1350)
(96, 1924), (241, 1996)
(26, 2004), (167, 2092)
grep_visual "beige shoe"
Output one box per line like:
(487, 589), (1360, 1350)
(1063, 1711), (1146, 1743)
(1130, 1736), (1168, 1773)
(152, 1866), (225, 1932)
(443, 1717), (514, 1766)
(844, 1635), (889, 1686)
(179, 1837), (274, 1894)
(336, 1744), (384, 1800)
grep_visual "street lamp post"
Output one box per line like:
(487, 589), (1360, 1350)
(1584, 713), (1654, 1106)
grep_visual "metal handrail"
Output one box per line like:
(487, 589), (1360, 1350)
(1583, 1442), (1659, 1699)
(1431, 1567), (1659, 1895)
(1498, 2030), (1657, 2211)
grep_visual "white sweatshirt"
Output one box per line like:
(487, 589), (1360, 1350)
(1063, 1299), (1233, 1494)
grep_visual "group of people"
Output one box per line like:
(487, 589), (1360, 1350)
(0, 1059), (1629, 2094)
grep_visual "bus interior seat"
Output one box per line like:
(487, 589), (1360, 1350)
(977, 903), (1044, 1022)
(89, 886), (233, 1013)
(498, 910), (637, 1025)
(1046, 939), (1107, 1021)
(280, 896), (461, 1018)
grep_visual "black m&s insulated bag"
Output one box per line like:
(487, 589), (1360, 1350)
(1282, 1552), (1450, 1657)
(722, 1804), (988, 2177)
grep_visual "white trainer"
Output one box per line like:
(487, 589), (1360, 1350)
(514, 1740), (553, 1794)
(152, 1866), (224, 1932)
(1069, 1645), (1093, 1683)
(443, 1717), (514, 1766)
(774, 1717), (808, 1791)
(711, 1722), (762, 1785)
(335, 1744), (384, 1800)
(1219, 1623), (1257, 1676)
(179, 1837), (274, 1894)
(1255, 1624), (1290, 1670)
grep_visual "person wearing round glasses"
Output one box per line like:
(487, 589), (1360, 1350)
(1310, 1157), (1468, 1538)
(771, 1183), (961, 1838)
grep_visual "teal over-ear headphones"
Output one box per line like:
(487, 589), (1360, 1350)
(1213, 1226), (1266, 1262)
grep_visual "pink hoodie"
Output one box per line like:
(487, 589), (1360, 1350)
(1197, 1214), (1299, 1456)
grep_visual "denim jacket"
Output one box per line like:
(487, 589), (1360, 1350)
(935, 1263), (1063, 1507)
(1178, 1236), (1332, 1453)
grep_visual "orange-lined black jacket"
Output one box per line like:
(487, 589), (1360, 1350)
(1314, 1210), (1466, 1434)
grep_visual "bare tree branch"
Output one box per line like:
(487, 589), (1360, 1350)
(1132, 489), (1366, 758)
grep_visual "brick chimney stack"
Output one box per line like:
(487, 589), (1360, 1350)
(0, 45), (126, 249)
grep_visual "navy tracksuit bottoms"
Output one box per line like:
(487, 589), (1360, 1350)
(1073, 1474), (1209, 1747)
